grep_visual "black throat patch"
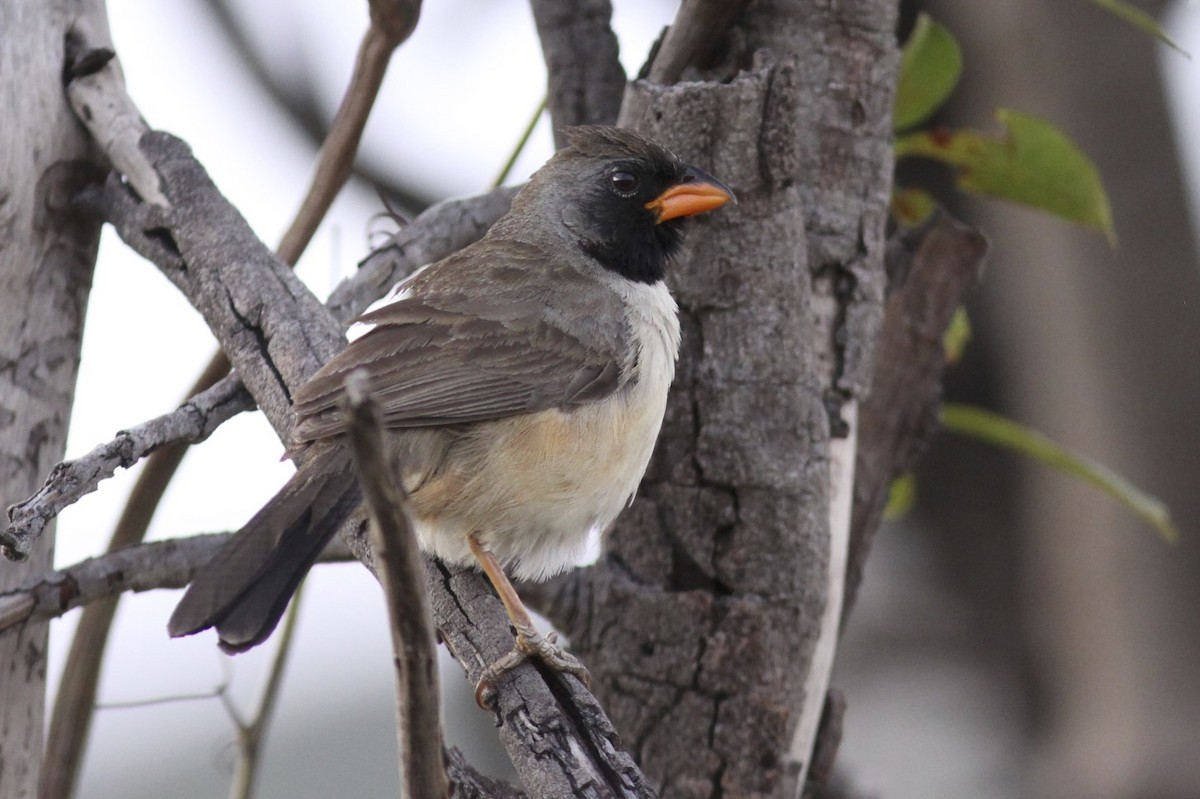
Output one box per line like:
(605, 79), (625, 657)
(578, 209), (685, 285)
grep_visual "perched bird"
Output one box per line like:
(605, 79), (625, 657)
(169, 126), (735, 697)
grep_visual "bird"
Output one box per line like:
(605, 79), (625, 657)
(168, 126), (735, 700)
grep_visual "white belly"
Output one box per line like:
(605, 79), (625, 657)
(410, 282), (680, 581)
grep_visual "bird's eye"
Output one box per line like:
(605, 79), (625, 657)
(609, 171), (640, 196)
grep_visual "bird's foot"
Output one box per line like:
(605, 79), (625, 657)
(474, 625), (591, 708)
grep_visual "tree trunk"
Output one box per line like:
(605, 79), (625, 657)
(551, 3), (900, 796)
(0, 2), (107, 795)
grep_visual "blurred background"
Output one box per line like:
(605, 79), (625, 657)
(53, 1), (1200, 797)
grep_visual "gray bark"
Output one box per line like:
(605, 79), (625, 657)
(0, 2), (107, 795)
(538, 3), (899, 796)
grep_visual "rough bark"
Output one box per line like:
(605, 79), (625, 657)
(0, 2), (106, 794)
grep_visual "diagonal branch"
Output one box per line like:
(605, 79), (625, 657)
(276, 0), (422, 265)
(6, 377), (251, 550)
(0, 535), (227, 632)
(225, 592), (304, 799)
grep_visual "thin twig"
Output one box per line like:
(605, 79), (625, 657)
(228, 592), (305, 799)
(343, 371), (449, 799)
(97, 685), (230, 711)
(276, 0), (422, 265)
(7, 371), (250, 549)
(0, 534), (354, 633)
(491, 96), (546, 187)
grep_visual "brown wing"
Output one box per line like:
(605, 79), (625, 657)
(291, 278), (628, 442)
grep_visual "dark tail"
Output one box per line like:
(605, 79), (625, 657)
(168, 444), (361, 653)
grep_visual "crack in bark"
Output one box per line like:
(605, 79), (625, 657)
(224, 286), (293, 406)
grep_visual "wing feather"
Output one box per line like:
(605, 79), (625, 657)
(292, 277), (629, 442)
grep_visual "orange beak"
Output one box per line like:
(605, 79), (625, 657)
(645, 167), (736, 223)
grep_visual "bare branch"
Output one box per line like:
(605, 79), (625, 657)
(0, 535), (354, 633)
(5, 376), (251, 548)
(64, 23), (167, 206)
(343, 372), (449, 799)
(276, 0), (422, 264)
(228, 593), (304, 799)
(643, 0), (750, 85)
(528, 0), (624, 147)
(0, 535), (227, 632)
(97, 142), (346, 435)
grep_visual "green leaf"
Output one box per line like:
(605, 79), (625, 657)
(895, 13), (963, 131)
(895, 109), (1116, 244)
(1086, 0), (1188, 56)
(890, 186), (938, 227)
(941, 403), (1179, 543)
(943, 306), (971, 364)
(883, 473), (917, 521)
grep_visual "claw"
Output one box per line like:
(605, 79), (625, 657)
(474, 648), (525, 708)
(518, 629), (591, 688)
(473, 625), (590, 708)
